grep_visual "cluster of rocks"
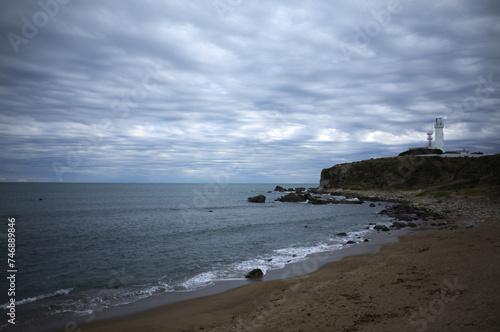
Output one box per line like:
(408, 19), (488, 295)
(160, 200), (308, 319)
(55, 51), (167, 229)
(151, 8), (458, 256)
(271, 186), (363, 205)
(275, 192), (363, 205)
(273, 186), (309, 193)
(379, 203), (441, 222)
(326, 189), (500, 220)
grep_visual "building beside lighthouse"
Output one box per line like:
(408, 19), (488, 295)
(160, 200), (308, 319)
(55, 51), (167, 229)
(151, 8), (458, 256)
(434, 117), (445, 152)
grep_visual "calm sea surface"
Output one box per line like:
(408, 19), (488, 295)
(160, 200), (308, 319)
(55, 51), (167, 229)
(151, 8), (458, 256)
(0, 183), (393, 331)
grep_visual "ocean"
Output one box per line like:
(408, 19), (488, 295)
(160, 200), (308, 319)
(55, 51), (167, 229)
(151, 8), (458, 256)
(0, 183), (395, 331)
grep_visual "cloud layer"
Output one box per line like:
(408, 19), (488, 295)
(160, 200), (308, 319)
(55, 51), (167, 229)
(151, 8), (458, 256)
(1, 0), (499, 183)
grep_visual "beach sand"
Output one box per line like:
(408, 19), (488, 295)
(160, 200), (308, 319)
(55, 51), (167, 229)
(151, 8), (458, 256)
(70, 216), (500, 332)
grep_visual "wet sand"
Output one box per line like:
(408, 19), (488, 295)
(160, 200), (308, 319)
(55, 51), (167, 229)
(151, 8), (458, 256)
(67, 216), (500, 332)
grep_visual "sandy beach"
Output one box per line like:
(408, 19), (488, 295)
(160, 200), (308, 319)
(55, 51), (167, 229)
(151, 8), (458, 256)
(65, 192), (500, 332)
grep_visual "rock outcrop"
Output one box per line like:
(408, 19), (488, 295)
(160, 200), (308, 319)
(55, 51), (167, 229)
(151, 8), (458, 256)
(245, 269), (264, 279)
(275, 193), (307, 202)
(248, 195), (266, 203)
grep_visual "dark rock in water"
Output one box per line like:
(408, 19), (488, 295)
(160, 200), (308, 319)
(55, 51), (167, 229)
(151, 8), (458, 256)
(245, 269), (263, 279)
(364, 239), (370, 242)
(292, 254), (297, 257)
(39, 198), (43, 201)
(208, 210), (213, 212)
(296, 187), (306, 194)
(391, 221), (407, 228)
(346, 241), (356, 244)
(274, 185), (285, 192)
(287, 188), (294, 192)
(336, 232), (348, 236)
(369, 203), (376, 207)
(276, 193), (306, 202)
(407, 222), (417, 228)
(374, 225), (390, 232)
(248, 195), (266, 203)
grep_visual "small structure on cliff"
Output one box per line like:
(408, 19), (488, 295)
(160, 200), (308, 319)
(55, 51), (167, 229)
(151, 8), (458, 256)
(434, 117), (445, 152)
(402, 118), (489, 157)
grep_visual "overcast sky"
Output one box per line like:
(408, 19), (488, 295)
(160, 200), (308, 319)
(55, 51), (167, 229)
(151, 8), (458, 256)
(1, 0), (499, 183)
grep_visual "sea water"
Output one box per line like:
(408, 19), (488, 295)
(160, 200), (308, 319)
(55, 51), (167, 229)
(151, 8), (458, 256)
(0, 183), (394, 331)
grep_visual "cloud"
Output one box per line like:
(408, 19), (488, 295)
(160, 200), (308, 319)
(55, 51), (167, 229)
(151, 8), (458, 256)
(0, 0), (499, 183)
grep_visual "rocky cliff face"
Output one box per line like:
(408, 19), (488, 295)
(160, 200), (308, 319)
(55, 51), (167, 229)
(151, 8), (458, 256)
(319, 154), (500, 191)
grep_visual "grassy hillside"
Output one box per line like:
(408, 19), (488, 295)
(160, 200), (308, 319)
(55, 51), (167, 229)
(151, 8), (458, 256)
(319, 154), (500, 198)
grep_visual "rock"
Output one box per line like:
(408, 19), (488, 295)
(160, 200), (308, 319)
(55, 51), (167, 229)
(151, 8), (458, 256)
(248, 195), (266, 203)
(245, 269), (263, 279)
(346, 241), (356, 244)
(407, 222), (417, 228)
(296, 187), (306, 194)
(364, 239), (370, 242)
(369, 203), (376, 207)
(391, 221), (407, 228)
(276, 193), (306, 203)
(39, 198), (43, 201)
(274, 185), (285, 192)
(336, 232), (348, 236)
(374, 225), (390, 232)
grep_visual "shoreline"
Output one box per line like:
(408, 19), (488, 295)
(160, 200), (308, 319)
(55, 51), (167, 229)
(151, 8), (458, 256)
(68, 216), (500, 332)
(46, 219), (413, 332)
(52, 190), (500, 331)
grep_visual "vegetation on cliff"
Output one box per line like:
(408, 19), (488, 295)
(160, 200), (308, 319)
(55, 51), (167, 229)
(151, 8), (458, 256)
(319, 154), (500, 197)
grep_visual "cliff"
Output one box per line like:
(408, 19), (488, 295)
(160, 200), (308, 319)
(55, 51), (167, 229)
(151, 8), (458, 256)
(319, 154), (500, 194)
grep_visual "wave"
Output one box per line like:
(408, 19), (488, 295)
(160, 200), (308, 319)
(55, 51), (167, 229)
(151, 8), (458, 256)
(175, 226), (377, 291)
(0, 288), (74, 310)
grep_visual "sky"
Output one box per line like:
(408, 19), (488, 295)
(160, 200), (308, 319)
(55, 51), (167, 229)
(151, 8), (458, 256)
(1, 0), (499, 183)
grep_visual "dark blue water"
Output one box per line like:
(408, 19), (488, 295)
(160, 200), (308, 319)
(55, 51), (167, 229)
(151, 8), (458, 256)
(0, 183), (393, 331)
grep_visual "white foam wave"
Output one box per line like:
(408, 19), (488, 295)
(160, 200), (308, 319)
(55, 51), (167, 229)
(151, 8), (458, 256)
(1, 288), (73, 309)
(176, 239), (359, 292)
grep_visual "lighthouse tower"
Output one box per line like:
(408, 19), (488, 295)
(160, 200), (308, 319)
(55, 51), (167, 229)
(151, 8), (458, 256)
(434, 118), (444, 152)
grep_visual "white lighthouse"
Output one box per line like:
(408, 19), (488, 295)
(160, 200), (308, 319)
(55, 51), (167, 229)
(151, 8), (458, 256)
(434, 117), (444, 152)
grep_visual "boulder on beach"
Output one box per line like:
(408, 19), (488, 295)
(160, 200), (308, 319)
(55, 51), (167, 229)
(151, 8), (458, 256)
(245, 269), (264, 279)
(248, 195), (266, 203)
